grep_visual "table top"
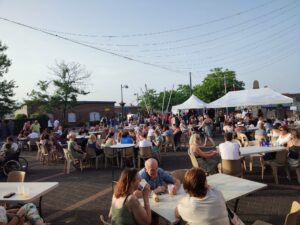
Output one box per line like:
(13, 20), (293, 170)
(110, 143), (135, 149)
(240, 146), (285, 156)
(0, 182), (59, 203)
(146, 173), (266, 224)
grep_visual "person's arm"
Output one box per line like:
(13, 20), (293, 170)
(175, 206), (181, 219)
(129, 185), (151, 225)
(172, 177), (181, 194)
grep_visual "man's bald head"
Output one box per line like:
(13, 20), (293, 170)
(145, 158), (158, 179)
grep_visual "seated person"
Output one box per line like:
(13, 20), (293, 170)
(0, 203), (46, 225)
(0, 137), (19, 160)
(120, 131), (134, 144)
(104, 132), (116, 146)
(254, 122), (267, 140)
(223, 121), (234, 133)
(175, 168), (230, 225)
(218, 132), (240, 160)
(162, 125), (173, 137)
(108, 168), (151, 225)
(27, 130), (39, 139)
(138, 158), (180, 195)
(152, 129), (163, 154)
(87, 134), (102, 156)
(189, 134), (219, 174)
(78, 125), (89, 135)
(276, 125), (291, 146)
(287, 129), (300, 168)
(67, 132), (86, 162)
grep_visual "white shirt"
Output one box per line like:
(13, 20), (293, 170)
(28, 132), (39, 139)
(219, 141), (240, 160)
(276, 134), (291, 145)
(1, 142), (19, 153)
(147, 128), (154, 137)
(177, 188), (230, 225)
(48, 120), (53, 128)
(138, 139), (152, 148)
(54, 120), (59, 128)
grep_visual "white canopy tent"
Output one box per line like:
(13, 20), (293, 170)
(206, 88), (293, 108)
(171, 94), (207, 113)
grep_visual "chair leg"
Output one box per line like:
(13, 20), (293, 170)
(80, 160), (83, 172)
(271, 165), (279, 184)
(296, 167), (300, 184)
(249, 157), (253, 172)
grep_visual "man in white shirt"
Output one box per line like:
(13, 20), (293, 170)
(218, 132), (240, 160)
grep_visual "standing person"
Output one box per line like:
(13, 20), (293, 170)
(31, 120), (41, 134)
(175, 168), (230, 225)
(7, 120), (14, 137)
(47, 118), (53, 131)
(53, 119), (59, 131)
(108, 168), (152, 225)
(200, 113), (216, 147)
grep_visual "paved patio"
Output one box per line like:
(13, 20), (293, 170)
(1, 136), (300, 225)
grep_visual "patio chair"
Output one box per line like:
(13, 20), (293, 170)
(120, 147), (136, 168)
(138, 146), (152, 169)
(164, 135), (176, 152)
(63, 148), (83, 174)
(248, 140), (263, 172)
(103, 147), (119, 169)
(7, 171), (26, 182)
(188, 149), (200, 168)
(85, 147), (103, 169)
(28, 138), (39, 151)
(237, 133), (249, 147)
(100, 215), (111, 225)
(220, 158), (244, 178)
(36, 142), (42, 161)
(261, 150), (290, 184)
(170, 169), (188, 183)
(252, 201), (300, 225)
(179, 132), (189, 149)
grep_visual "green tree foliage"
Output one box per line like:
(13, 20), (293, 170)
(26, 61), (90, 124)
(193, 68), (245, 102)
(0, 41), (18, 119)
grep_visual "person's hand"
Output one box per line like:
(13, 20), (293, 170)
(142, 184), (151, 198)
(16, 207), (25, 217)
(155, 185), (165, 194)
(172, 185), (177, 195)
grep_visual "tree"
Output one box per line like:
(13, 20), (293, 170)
(26, 61), (90, 124)
(0, 41), (18, 119)
(193, 68), (245, 102)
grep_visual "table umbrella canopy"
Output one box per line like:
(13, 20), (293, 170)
(206, 88), (293, 108)
(171, 94), (207, 111)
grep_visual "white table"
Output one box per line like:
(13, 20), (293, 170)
(240, 146), (285, 156)
(0, 182), (59, 216)
(146, 174), (266, 224)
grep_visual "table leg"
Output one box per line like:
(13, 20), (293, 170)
(39, 196), (43, 216)
(234, 198), (240, 212)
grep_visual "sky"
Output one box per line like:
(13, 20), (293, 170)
(0, 0), (299, 106)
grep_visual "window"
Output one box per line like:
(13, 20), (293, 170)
(89, 112), (100, 122)
(68, 113), (76, 123)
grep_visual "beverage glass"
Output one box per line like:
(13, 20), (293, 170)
(168, 184), (174, 196)
(138, 179), (147, 191)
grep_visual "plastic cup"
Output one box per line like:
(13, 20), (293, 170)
(168, 184), (174, 196)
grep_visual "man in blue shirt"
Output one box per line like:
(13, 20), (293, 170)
(139, 158), (180, 194)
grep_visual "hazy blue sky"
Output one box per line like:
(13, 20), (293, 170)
(0, 0), (299, 105)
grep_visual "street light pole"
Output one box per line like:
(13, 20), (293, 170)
(120, 84), (128, 125)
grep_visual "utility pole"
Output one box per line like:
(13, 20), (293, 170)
(189, 72), (192, 96)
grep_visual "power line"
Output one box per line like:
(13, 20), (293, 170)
(0, 17), (187, 76)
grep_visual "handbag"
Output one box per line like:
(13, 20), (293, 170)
(227, 205), (245, 225)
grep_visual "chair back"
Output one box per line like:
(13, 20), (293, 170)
(121, 147), (134, 157)
(139, 146), (152, 158)
(165, 135), (174, 144)
(86, 147), (97, 158)
(284, 201), (300, 225)
(40, 144), (49, 155)
(275, 150), (288, 165)
(170, 169), (188, 183)
(221, 158), (243, 177)
(29, 138), (39, 146)
(255, 135), (266, 141)
(237, 133), (249, 147)
(103, 147), (115, 158)
(188, 149), (199, 168)
(7, 171), (26, 182)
